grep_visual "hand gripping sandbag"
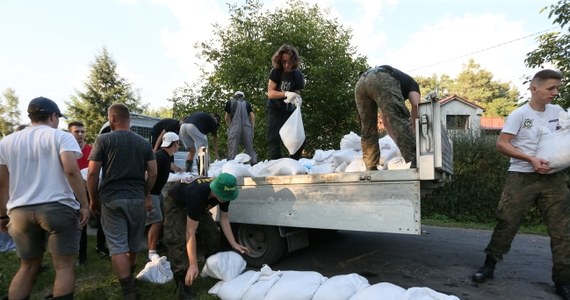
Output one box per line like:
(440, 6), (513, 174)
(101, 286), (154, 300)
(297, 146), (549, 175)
(536, 109), (570, 173)
(135, 256), (174, 284)
(279, 101), (305, 155)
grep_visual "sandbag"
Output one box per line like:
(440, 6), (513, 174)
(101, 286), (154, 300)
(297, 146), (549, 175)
(222, 161), (253, 178)
(201, 251), (246, 282)
(242, 265), (283, 300)
(313, 273), (370, 300)
(345, 157), (366, 172)
(263, 270), (327, 300)
(208, 270), (258, 300)
(379, 135), (401, 167)
(279, 105), (305, 154)
(349, 282), (406, 300)
(135, 256), (174, 284)
(254, 158), (307, 177)
(401, 287), (461, 300)
(332, 149), (359, 168)
(340, 131), (362, 151)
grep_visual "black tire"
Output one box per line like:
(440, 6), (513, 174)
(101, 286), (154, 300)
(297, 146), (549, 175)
(236, 224), (287, 267)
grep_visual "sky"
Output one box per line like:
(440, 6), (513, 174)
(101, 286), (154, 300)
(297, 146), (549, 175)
(0, 0), (560, 125)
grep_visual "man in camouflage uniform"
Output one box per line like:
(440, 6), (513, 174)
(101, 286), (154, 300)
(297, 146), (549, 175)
(471, 69), (570, 300)
(162, 173), (249, 299)
(354, 65), (421, 170)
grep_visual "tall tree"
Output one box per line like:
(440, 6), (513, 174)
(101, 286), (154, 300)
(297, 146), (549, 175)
(66, 47), (146, 143)
(0, 88), (21, 136)
(525, 0), (570, 108)
(416, 59), (518, 117)
(176, 0), (368, 159)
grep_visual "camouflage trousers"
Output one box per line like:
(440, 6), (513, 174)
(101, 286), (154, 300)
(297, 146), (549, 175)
(354, 68), (416, 170)
(162, 195), (221, 275)
(485, 172), (570, 284)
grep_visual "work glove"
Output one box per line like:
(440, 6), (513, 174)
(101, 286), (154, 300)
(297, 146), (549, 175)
(284, 91), (298, 104)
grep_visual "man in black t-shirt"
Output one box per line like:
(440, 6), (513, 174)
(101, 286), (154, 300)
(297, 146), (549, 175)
(150, 118), (181, 151)
(355, 65), (421, 170)
(146, 132), (181, 261)
(162, 173), (249, 297)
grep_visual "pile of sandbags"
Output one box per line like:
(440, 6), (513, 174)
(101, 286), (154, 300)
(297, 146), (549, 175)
(202, 252), (460, 300)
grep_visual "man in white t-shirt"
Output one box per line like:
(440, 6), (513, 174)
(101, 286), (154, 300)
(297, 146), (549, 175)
(0, 97), (90, 299)
(471, 69), (570, 299)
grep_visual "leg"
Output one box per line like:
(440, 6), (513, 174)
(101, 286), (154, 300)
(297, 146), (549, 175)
(243, 127), (257, 164)
(78, 224), (87, 264)
(51, 254), (77, 296)
(8, 256), (43, 299)
(537, 172), (570, 285)
(147, 222), (163, 259)
(267, 108), (286, 160)
(355, 75), (380, 170)
(197, 212), (221, 259)
(378, 92), (416, 163)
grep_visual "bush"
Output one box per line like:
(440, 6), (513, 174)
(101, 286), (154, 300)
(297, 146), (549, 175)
(423, 132), (543, 225)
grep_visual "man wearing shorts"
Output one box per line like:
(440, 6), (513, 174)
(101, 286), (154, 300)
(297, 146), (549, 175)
(0, 97), (89, 300)
(146, 132), (180, 261)
(179, 112), (220, 172)
(87, 103), (157, 299)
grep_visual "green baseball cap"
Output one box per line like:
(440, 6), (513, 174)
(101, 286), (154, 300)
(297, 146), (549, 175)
(210, 173), (239, 202)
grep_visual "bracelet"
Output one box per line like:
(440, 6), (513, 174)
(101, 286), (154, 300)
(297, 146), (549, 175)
(0, 215), (9, 220)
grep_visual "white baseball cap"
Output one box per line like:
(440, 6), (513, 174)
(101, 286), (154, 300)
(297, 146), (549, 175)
(234, 91), (245, 98)
(161, 132), (180, 148)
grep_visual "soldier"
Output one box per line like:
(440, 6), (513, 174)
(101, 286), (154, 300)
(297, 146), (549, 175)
(471, 69), (570, 300)
(162, 173), (249, 299)
(354, 65), (420, 170)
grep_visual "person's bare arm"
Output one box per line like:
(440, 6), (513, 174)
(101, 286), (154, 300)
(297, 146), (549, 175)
(61, 151), (90, 227)
(225, 112), (231, 126)
(0, 165), (9, 232)
(496, 132), (550, 174)
(154, 129), (167, 152)
(144, 160), (158, 211)
(219, 211), (249, 254)
(185, 217), (200, 285)
(408, 91), (421, 132)
(87, 160), (102, 214)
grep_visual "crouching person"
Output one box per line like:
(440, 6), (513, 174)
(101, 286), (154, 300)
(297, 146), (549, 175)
(163, 173), (249, 299)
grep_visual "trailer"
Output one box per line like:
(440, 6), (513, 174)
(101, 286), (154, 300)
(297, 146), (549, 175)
(213, 98), (454, 267)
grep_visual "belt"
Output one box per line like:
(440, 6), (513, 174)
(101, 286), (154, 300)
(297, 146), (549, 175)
(359, 66), (395, 78)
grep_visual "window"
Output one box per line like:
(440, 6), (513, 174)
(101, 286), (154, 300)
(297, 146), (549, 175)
(446, 115), (470, 130)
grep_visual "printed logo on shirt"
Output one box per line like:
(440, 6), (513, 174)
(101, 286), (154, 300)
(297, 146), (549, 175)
(523, 118), (533, 128)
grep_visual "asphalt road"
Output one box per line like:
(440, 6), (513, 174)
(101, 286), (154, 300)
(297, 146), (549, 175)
(272, 226), (559, 300)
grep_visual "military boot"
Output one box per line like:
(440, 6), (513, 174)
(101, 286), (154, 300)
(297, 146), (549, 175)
(185, 160), (193, 173)
(472, 255), (496, 282)
(174, 273), (193, 300)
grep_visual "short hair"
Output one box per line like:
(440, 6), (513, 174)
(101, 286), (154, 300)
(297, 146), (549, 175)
(531, 69), (563, 85)
(67, 120), (85, 130)
(271, 44), (301, 70)
(108, 103), (130, 121)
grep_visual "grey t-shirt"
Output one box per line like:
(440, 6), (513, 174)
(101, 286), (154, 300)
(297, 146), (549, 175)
(89, 130), (156, 201)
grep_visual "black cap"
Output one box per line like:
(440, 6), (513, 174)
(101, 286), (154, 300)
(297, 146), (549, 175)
(27, 97), (65, 118)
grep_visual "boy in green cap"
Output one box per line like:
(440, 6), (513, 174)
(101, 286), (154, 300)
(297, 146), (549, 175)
(163, 173), (249, 299)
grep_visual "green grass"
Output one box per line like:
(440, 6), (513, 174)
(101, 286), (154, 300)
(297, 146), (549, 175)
(0, 236), (220, 299)
(422, 216), (548, 235)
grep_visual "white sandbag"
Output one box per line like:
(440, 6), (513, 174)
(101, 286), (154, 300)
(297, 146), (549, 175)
(0, 232), (15, 252)
(298, 158), (315, 173)
(208, 270), (258, 300)
(264, 270), (327, 300)
(233, 153), (252, 163)
(401, 287), (460, 300)
(222, 161), (253, 178)
(135, 256), (174, 284)
(254, 158), (307, 177)
(332, 149), (358, 168)
(345, 157), (366, 172)
(242, 265), (283, 300)
(309, 163), (334, 174)
(313, 273), (370, 300)
(349, 282), (406, 300)
(379, 135), (401, 167)
(386, 156), (411, 170)
(208, 159), (226, 177)
(201, 251), (246, 281)
(536, 128), (570, 173)
(313, 149), (335, 164)
(334, 161), (348, 173)
(279, 105), (305, 154)
(340, 131), (362, 150)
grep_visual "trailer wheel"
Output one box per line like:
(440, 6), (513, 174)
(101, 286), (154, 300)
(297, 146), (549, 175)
(236, 224), (286, 267)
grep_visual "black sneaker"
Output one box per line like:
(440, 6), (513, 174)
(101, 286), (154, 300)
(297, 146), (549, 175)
(556, 283), (570, 300)
(95, 246), (109, 257)
(77, 255), (87, 266)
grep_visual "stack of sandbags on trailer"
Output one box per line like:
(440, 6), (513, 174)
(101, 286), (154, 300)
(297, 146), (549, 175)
(202, 252), (460, 300)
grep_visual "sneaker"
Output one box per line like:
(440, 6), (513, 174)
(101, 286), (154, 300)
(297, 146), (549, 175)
(77, 255), (87, 266)
(95, 246), (109, 257)
(556, 283), (570, 300)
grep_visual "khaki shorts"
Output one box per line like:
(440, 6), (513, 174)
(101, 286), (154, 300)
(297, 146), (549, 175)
(8, 202), (80, 259)
(100, 198), (146, 256)
(146, 194), (164, 225)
